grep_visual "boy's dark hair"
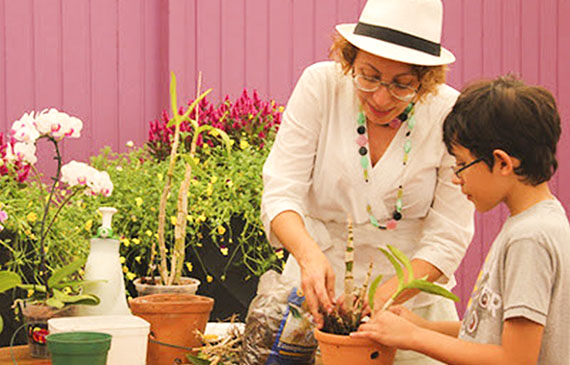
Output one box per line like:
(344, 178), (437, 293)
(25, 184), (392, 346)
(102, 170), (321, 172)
(443, 75), (561, 185)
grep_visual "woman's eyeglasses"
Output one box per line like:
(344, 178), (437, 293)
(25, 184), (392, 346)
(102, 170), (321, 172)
(352, 73), (418, 102)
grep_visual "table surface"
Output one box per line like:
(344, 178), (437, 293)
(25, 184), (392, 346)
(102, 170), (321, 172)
(0, 345), (50, 365)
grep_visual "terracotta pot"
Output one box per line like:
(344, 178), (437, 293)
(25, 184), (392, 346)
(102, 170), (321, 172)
(133, 276), (200, 296)
(19, 302), (75, 358)
(130, 293), (214, 365)
(314, 328), (396, 365)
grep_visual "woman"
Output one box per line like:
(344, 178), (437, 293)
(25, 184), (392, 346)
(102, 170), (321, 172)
(261, 0), (474, 363)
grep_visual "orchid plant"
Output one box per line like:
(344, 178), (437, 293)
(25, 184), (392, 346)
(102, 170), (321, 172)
(321, 219), (459, 335)
(0, 109), (113, 313)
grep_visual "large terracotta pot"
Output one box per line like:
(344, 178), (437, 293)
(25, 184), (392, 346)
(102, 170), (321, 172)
(314, 328), (396, 365)
(130, 293), (214, 365)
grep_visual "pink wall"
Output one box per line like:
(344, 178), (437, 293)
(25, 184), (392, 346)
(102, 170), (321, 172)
(0, 0), (568, 315)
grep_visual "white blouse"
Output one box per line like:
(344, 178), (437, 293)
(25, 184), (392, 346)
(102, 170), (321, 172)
(261, 61), (475, 307)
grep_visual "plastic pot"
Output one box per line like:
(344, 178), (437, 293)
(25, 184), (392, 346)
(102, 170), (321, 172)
(46, 331), (112, 365)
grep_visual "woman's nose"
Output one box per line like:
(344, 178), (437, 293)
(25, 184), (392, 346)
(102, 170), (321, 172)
(371, 84), (394, 107)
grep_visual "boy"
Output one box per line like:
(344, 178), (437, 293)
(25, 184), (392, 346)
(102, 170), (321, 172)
(351, 75), (570, 364)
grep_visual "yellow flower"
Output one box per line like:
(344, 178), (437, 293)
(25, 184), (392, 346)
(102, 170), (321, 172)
(191, 179), (199, 186)
(185, 262), (193, 272)
(26, 212), (38, 222)
(135, 256), (142, 263)
(157, 173), (163, 181)
(121, 238), (131, 247)
(170, 216), (177, 225)
(220, 247), (228, 256)
(198, 214), (207, 223)
(145, 230), (153, 237)
(27, 289), (34, 298)
(206, 183), (213, 196)
(275, 249), (284, 260)
(126, 272), (136, 281)
(85, 220), (93, 232)
(122, 266), (128, 273)
(132, 238), (141, 245)
(135, 197), (143, 207)
(131, 215), (137, 222)
(196, 242), (203, 248)
(206, 275), (213, 283)
(226, 180), (233, 188)
(186, 215), (193, 223)
(150, 207), (156, 212)
(217, 226), (226, 235)
(209, 129), (220, 137)
(119, 256), (126, 264)
(278, 106), (285, 113)
(239, 139), (249, 150)
(210, 176), (218, 184)
(193, 157), (200, 165)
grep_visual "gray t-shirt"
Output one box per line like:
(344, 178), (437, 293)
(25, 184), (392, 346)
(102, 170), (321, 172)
(459, 199), (570, 364)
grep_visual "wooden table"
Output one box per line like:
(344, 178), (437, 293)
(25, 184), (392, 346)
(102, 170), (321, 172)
(0, 345), (50, 365)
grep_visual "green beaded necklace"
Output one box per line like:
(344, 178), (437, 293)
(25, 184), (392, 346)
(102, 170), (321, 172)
(355, 102), (416, 230)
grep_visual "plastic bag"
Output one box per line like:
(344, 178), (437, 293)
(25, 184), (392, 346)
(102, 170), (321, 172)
(241, 270), (317, 364)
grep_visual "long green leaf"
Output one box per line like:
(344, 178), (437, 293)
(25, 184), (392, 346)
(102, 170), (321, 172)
(405, 280), (459, 302)
(48, 258), (86, 287)
(169, 72), (179, 127)
(17, 284), (47, 293)
(51, 279), (107, 291)
(388, 245), (414, 283)
(367, 274), (383, 311)
(45, 297), (65, 309)
(186, 354), (211, 365)
(379, 247), (404, 289)
(52, 288), (101, 306)
(0, 271), (22, 293)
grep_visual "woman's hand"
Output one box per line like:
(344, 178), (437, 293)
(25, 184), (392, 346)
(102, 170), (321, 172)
(351, 310), (418, 350)
(298, 247), (336, 328)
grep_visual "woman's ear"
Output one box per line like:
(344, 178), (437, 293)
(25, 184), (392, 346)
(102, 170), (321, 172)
(492, 149), (519, 175)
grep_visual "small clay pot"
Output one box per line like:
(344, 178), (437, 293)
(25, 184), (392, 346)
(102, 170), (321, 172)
(314, 328), (396, 365)
(130, 293), (214, 365)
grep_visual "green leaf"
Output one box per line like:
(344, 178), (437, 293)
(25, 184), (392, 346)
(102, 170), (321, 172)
(0, 315), (3, 335)
(0, 271), (22, 293)
(17, 284), (47, 293)
(186, 354), (211, 365)
(52, 288), (101, 306)
(405, 280), (459, 302)
(387, 245), (414, 283)
(45, 297), (65, 309)
(368, 274), (383, 311)
(169, 72), (179, 127)
(51, 279), (107, 291)
(48, 258), (86, 287)
(379, 247), (404, 289)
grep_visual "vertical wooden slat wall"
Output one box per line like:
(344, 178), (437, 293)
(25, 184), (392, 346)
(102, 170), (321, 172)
(0, 0), (568, 315)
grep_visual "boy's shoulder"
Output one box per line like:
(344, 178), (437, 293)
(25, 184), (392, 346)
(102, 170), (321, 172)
(503, 199), (570, 248)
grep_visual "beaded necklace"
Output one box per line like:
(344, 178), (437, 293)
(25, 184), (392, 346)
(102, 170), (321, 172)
(356, 102), (415, 230)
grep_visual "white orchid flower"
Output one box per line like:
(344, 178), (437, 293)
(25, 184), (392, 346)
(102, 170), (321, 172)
(5, 142), (37, 165)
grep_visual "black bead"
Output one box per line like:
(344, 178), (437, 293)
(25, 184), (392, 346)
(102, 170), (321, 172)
(359, 147), (367, 156)
(398, 112), (408, 122)
(357, 125), (366, 134)
(393, 211), (402, 221)
(370, 351), (379, 359)
(406, 131), (411, 137)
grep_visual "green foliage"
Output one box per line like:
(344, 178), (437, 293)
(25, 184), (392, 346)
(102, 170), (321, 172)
(87, 139), (284, 292)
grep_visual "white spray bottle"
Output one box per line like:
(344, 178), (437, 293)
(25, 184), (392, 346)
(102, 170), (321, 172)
(77, 207), (131, 316)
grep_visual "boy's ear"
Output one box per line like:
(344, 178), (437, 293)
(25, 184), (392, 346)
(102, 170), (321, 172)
(492, 149), (519, 175)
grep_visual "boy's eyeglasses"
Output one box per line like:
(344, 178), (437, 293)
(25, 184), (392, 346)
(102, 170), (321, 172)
(451, 158), (484, 178)
(352, 74), (418, 102)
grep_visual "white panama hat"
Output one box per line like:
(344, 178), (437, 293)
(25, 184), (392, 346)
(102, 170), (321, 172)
(336, 0), (455, 66)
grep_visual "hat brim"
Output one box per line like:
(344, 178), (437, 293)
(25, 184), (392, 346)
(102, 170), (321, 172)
(336, 23), (455, 66)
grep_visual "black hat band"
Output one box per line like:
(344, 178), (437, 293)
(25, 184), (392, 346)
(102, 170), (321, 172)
(354, 22), (441, 56)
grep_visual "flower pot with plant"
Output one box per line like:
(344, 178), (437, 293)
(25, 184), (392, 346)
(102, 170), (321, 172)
(0, 109), (113, 357)
(313, 219), (459, 365)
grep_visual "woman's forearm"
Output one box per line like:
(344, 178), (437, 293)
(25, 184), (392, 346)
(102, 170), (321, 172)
(270, 210), (321, 264)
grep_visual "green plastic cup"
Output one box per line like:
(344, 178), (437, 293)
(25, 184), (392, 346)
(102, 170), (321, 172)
(46, 331), (112, 365)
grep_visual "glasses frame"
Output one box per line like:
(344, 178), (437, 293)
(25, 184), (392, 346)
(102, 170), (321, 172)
(352, 73), (419, 102)
(452, 158), (484, 178)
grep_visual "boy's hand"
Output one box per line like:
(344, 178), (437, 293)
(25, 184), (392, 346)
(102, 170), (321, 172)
(351, 310), (418, 350)
(388, 305), (430, 329)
